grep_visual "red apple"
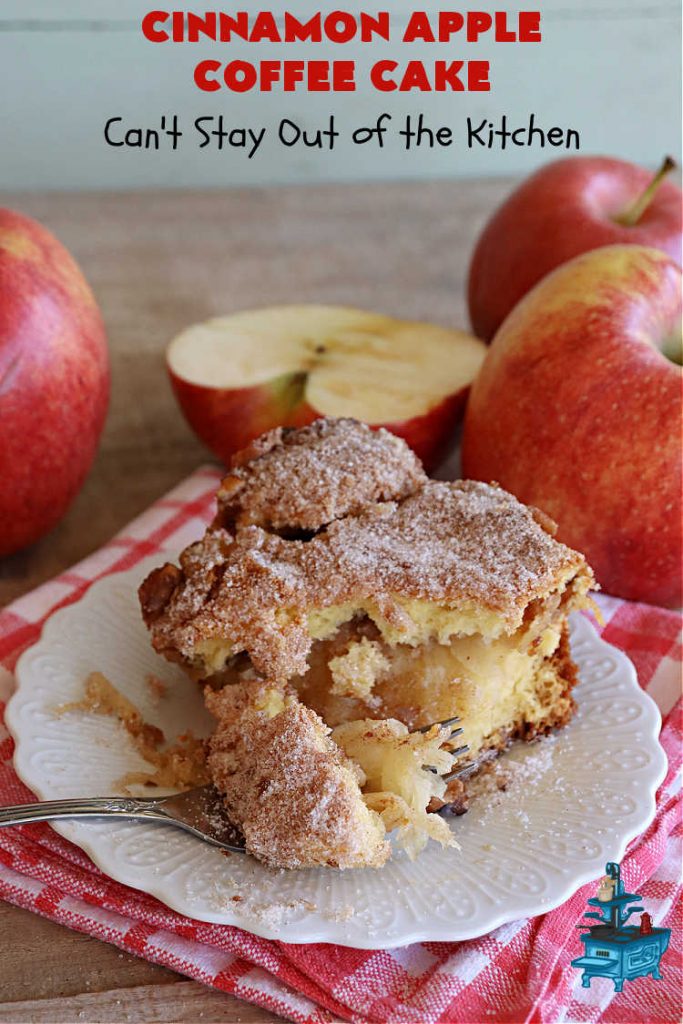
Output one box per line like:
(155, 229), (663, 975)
(462, 244), (682, 606)
(0, 208), (109, 557)
(468, 155), (682, 341)
(167, 305), (486, 471)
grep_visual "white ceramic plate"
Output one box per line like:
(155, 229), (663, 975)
(7, 557), (667, 948)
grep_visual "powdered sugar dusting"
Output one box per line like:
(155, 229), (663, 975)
(468, 735), (558, 829)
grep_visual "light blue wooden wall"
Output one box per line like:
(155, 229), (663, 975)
(1, 1), (680, 189)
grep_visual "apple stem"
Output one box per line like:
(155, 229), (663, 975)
(617, 156), (676, 227)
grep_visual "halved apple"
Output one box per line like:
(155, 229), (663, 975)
(167, 305), (486, 470)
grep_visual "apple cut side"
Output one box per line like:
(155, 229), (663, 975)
(167, 305), (486, 470)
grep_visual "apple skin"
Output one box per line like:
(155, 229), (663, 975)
(169, 372), (470, 474)
(462, 244), (682, 606)
(0, 208), (109, 557)
(168, 373), (318, 466)
(381, 389), (470, 470)
(468, 156), (683, 342)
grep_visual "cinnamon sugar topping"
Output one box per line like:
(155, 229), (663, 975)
(140, 417), (593, 683)
(214, 417), (426, 533)
(205, 680), (389, 869)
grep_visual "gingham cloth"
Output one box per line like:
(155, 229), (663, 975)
(0, 468), (680, 1024)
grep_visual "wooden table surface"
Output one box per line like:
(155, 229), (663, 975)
(0, 179), (509, 1023)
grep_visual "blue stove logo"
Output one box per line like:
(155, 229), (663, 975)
(571, 861), (671, 993)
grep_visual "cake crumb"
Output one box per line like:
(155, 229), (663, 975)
(58, 672), (208, 792)
(325, 904), (355, 922)
(146, 673), (167, 704)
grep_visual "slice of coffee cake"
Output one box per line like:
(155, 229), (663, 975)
(140, 417), (595, 868)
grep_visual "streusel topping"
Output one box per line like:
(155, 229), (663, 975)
(214, 417), (426, 532)
(140, 417), (593, 683)
(205, 680), (389, 869)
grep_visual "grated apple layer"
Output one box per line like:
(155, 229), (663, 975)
(292, 621), (576, 762)
(204, 615), (577, 870)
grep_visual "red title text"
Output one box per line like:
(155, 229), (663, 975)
(142, 9), (542, 92)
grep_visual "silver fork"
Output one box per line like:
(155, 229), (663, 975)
(0, 717), (472, 853)
(418, 715), (472, 782)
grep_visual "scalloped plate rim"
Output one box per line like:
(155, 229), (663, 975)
(6, 556), (668, 947)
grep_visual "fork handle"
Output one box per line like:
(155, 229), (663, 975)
(0, 796), (164, 827)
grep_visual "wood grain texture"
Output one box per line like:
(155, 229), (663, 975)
(0, 904), (282, 1021)
(0, 179), (508, 1021)
(1, 983), (282, 1024)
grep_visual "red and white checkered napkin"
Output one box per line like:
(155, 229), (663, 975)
(0, 468), (681, 1024)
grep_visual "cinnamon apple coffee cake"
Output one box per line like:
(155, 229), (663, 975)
(139, 417), (595, 869)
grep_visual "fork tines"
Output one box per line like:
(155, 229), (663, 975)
(419, 715), (474, 781)
(419, 715), (465, 742)
(442, 761), (476, 784)
(418, 715), (461, 734)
